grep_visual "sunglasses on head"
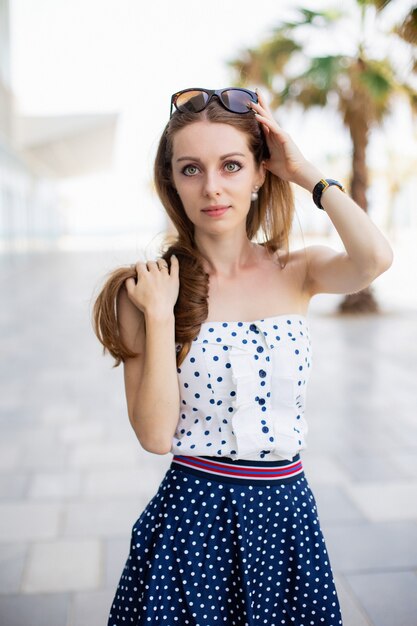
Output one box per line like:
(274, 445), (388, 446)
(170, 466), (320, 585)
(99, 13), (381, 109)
(170, 87), (258, 118)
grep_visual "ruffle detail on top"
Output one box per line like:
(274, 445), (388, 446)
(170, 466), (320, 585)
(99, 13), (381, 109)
(229, 336), (308, 461)
(172, 315), (312, 460)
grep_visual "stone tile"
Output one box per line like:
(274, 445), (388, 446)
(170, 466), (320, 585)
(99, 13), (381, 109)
(63, 498), (143, 538)
(0, 444), (20, 471)
(0, 425), (59, 447)
(0, 474), (29, 499)
(391, 452), (417, 479)
(347, 480), (417, 521)
(0, 390), (23, 411)
(83, 468), (146, 497)
(312, 485), (364, 524)
(22, 539), (102, 593)
(59, 420), (105, 444)
(0, 408), (43, 427)
(28, 471), (81, 499)
(41, 404), (82, 425)
(0, 502), (61, 542)
(333, 574), (372, 626)
(325, 521), (417, 573)
(68, 442), (139, 469)
(0, 592), (70, 626)
(18, 442), (69, 471)
(337, 452), (410, 483)
(345, 571), (417, 626)
(0, 543), (27, 594)
(104, 537), (130, 588)
(392, 423), (417, 449)
(304, 427), (351, 456)
(69, 588), (115, 626)
(0, 378), (28, 403)
(340, 427), (406, 456)
(301, 453), (350, 485)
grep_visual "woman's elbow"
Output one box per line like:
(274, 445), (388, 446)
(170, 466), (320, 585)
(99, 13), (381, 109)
(133, 428), (173, 455)
(141, 439), (172, 455)
(355, 248), (393, 291)
(374, 246), (394, 278)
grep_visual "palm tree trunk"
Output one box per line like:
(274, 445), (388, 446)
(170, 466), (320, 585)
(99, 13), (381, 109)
(338, 116), (379, 313)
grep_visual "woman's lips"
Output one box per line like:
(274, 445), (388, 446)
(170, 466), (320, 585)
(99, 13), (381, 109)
(201, 205), (230, 217)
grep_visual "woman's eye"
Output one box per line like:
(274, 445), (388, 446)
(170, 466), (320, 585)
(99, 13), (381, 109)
(182, 165), (199, 176)
(224, 161), (242, 173)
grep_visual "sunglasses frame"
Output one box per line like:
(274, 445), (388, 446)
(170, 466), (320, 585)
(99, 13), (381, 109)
(170, 87), (258, 118)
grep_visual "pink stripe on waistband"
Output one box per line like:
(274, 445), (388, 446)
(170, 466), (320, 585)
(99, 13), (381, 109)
(172, 455), (303, 481)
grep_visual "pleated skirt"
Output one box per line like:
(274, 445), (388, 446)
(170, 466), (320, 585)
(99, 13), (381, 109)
(107, 454), (343, 626)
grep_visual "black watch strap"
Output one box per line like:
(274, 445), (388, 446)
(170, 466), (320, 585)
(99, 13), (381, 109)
(312, 178), (346, 210)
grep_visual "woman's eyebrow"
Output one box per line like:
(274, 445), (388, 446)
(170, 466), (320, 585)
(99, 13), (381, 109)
(176, 152), (247, 163)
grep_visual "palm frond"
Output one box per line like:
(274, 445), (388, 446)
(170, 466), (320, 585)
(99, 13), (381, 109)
(263, 55), (348, 110)
(300, 56), (347, 92)
(358, 59), (395, 103)
(402, 84), (417, 114)
(229, 37), (301, 88)
(298, 8), (343, 25)
(278, 57), (345, 109)
(271, 7), (343, 34)
(228, 1), (416, 124)
(395, 7), (417, 45)
(346, 58), (398, 123)
(356, 0), (393, 10)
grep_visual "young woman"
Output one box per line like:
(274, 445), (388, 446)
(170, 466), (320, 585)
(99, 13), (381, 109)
(93, 87), (393, 625)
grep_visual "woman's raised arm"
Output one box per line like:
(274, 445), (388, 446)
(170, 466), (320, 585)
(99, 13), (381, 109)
(251, 91), (393, 297)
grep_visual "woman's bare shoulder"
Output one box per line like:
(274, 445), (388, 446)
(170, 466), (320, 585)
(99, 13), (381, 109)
(270, 246), (308, 273)
(270, 246), (312, 299)
(117, 286), (146, 354)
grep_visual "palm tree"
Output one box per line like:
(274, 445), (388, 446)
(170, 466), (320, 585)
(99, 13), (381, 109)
(230, 1), (417, 313)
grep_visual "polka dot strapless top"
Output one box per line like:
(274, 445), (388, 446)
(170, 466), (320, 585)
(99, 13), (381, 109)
(171, 314), (312, 461)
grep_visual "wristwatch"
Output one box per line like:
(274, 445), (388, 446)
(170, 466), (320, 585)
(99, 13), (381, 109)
(312, 178), (346, 210)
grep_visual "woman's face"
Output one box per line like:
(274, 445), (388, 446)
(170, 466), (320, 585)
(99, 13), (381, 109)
(171, 121), (265, 236)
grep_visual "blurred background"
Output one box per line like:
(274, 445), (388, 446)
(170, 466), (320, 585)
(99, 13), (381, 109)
(1, 0), (416, 311)
(0, 1), (416, 625)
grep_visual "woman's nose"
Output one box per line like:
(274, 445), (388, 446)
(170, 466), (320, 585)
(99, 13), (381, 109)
(202, 171), (222, 197)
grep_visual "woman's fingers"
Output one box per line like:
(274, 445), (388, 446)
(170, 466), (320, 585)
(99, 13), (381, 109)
(125, 276), (136, 291)
(253, 109), (280, 136)
(135, 261), (148, 276)
(135, 259), (168, 273)
(251, 90), (285, 136)
(132, 256), (179, 277)
(169, 254), (179, 276)
(125, 255), (180, 315)
(146, 260), (161, 272)
(255, 89), (271, 114)
(156, 258), (169, 270)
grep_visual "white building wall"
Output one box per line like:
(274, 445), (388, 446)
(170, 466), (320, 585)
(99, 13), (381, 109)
(0, 0), (63, 250)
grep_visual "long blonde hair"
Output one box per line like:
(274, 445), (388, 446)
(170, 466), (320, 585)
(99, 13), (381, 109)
(92, 99), (294, 366)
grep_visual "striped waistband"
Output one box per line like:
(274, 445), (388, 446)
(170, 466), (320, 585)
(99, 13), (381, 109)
(171, 454), (304, 485)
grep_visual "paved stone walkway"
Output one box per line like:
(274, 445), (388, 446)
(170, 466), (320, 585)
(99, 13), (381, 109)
(1, 249), (416, 626)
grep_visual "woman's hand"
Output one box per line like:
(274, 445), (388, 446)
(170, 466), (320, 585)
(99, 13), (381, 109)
(251, 90), (322, 190)
(125, 255), (180, 320)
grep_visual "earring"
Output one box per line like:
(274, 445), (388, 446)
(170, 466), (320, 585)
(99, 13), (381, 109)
(251, 186), (259, 202)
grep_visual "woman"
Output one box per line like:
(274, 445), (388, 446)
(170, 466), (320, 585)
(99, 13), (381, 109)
(93, 87), (393, 625)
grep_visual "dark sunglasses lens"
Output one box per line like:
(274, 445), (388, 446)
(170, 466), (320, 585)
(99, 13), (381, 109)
(222, 89), (256, 113)
(175, 90), (209, 113)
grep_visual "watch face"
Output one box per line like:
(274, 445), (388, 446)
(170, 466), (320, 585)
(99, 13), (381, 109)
(312, 180), (327, 209)
(312, 179), (345, 210)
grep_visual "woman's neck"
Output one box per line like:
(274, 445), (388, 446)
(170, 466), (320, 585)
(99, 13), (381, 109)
(196, 235), (260, 278)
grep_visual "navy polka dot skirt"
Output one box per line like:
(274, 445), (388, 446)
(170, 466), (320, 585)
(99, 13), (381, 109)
(107, 455), (343, 625)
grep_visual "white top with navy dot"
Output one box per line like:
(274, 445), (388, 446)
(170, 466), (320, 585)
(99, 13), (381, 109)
(172, 314), (312, 461)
